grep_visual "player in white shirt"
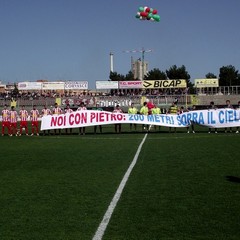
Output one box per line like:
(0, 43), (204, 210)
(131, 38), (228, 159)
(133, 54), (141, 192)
(41, 105), (52, 135)
(77, 102), (87, 135)
(65, 104), (73, 134)
(52, 103), (62, 135)
(113, 105), (123, 133)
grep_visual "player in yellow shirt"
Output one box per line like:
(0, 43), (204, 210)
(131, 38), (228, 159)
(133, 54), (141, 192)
(168, 102), (178, 133)
(140, 102), (149, 131)
(152, 105), (161, 132)
(128, 103), (138, 131)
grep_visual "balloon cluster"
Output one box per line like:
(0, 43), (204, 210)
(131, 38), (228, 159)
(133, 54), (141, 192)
(135, 6), (160, 22)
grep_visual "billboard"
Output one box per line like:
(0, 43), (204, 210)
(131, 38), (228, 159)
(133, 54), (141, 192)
(142, 80), (187, 89)
(64, 81), (88, 90)
(96, 81), (118, 89)
(194, 79), (219, 88)
(18, 82), (42, 90)
(42, 82), (65, 90)
(119, 81), (142, 89)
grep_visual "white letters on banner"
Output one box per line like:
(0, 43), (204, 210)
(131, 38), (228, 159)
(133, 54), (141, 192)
(40, 109), (240, 130)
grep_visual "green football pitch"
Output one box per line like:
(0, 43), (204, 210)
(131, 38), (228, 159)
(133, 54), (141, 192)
(0, 125), (239, 240)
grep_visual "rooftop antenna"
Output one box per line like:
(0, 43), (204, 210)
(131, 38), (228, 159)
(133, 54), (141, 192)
(123, 48), (153, 80)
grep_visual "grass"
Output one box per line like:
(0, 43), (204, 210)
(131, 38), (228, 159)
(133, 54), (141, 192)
(0, 124), (239, 239)
(105, 134), (240, 239)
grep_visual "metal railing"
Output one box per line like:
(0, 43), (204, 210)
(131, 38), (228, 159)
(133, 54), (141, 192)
(196, 86), (240, 95)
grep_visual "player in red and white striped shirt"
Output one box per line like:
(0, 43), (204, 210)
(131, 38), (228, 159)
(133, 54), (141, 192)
(77, 102), (87, 135)
(41, 105), (51, 135)
(9, 106), (18, 136)
(52, 103), (62, 135)
(65, 104), (73, 135)
(65, 104), (73, 114)
(30, 105), (40, 136)
(52, 103), (62, 115)
(19, 105), (29, 136)
(42, 105), (52, 116)
(1, 104), (10, 136)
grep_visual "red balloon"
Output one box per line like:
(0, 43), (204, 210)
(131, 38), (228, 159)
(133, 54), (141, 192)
(152, 9), (158, 14)
(140, 11), (148, 17)
(145, 7), (150, 12)
(147, 101), (154, 109)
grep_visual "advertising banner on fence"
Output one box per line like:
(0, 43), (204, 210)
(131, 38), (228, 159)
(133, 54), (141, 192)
(41, 109), (240, 130)
(64, 81), (88, 90)
(194, 78), (219, 88)
(142, 80), (187, 89)
(96, 81), (118, 89)
(18, 82), (42, 90)
(119, 81), (142, 89)
(42, 82), (65, 90)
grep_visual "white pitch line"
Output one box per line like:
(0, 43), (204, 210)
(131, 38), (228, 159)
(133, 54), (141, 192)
(92, 133), (148, 240)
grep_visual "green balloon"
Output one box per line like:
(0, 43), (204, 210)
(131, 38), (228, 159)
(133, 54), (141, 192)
(135, 14), (140, 19)
(139, 6), (144, 12)
(153, 14), (160, 22)
(148, 13), (153, 18)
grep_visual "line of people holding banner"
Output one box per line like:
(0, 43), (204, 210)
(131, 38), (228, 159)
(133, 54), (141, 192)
(1, 99), (240, 136)
(1, 102), (106, 136)
(130, 99), (240, 134)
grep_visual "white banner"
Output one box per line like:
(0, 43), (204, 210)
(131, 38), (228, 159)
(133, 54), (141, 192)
(119, 81), (142, 89)
(195, 78), (219, 88)
(64, 81), (88, 90)
(42, 82), (65, 90)
(18, 82), (42, 90)
(40, 109), (240, 130)
(96, 81), (118, 89)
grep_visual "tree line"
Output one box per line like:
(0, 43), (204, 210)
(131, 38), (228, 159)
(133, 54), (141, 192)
(109, 64), (240, 89)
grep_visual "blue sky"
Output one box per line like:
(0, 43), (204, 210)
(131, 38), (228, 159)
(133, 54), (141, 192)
(0, 0), (240, 89)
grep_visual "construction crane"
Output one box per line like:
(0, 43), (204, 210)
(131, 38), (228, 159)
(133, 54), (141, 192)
(123, 48), (153, 80)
